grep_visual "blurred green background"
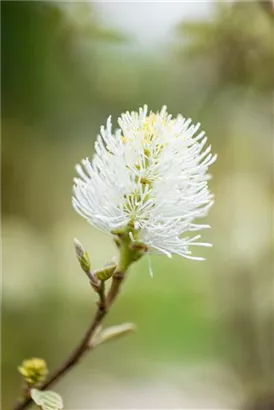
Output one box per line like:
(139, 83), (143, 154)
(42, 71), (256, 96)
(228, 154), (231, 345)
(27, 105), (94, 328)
(1, 1), (273, 409)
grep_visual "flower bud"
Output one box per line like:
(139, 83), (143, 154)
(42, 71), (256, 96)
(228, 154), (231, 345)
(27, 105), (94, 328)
(94, 263), (116, 281)
(74, 238), (91, 273)
(129, 241), (148, 261)
(18, 358), (48, 386)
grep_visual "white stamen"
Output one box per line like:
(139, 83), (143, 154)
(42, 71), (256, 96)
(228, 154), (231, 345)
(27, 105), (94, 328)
(72, 105), (216, 266)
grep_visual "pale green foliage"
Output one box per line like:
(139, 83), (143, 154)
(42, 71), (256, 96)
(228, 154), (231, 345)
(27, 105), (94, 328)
(91, 323), (136, 348)
(30, 389), (64, 410)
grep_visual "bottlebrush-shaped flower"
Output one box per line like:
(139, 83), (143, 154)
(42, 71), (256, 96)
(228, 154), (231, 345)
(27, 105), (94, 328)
(73, 105), (216, 260)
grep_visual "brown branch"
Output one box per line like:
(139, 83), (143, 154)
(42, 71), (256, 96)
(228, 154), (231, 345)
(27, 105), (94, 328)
(106, 271), (124, 307)
(13, 270), (126, 410)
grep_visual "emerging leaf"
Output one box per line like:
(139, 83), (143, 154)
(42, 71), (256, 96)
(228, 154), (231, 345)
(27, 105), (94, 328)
(91, 323), (136, 348)
(30, 389), (64, 410)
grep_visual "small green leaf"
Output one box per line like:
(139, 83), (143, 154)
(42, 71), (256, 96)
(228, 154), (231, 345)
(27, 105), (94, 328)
(30, 389), (64, 410)
(91, 323), (136, 347)
(94, 264), (116, 281)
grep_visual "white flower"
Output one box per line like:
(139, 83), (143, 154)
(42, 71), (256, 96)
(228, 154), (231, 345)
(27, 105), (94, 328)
(73, 105), (217, 260)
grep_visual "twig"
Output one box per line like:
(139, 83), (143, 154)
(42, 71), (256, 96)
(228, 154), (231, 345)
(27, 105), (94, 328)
(106, 271), (124, 307)
(98, 280), (106, 311)
(13, 269), (126, 410)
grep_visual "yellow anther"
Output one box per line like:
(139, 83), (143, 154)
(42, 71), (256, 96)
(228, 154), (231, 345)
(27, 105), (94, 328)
(140, 177), (152, 185)
(143, 148), (150, 157)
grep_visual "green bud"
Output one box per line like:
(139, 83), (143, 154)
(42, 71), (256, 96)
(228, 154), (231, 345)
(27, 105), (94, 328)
(129, 241), (148, 261)
(74, 238), (91, 273)
(111, 227), (126, 236)
(113, 236), (122, 248)
(130, 241), (148, 252)
(94, 263), (117, 281)
(18, 358), (48, 386)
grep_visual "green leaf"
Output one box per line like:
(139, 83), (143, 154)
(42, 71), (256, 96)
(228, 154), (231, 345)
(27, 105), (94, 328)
(30, 389), (64, 410)
(91, 323), (136, 347)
